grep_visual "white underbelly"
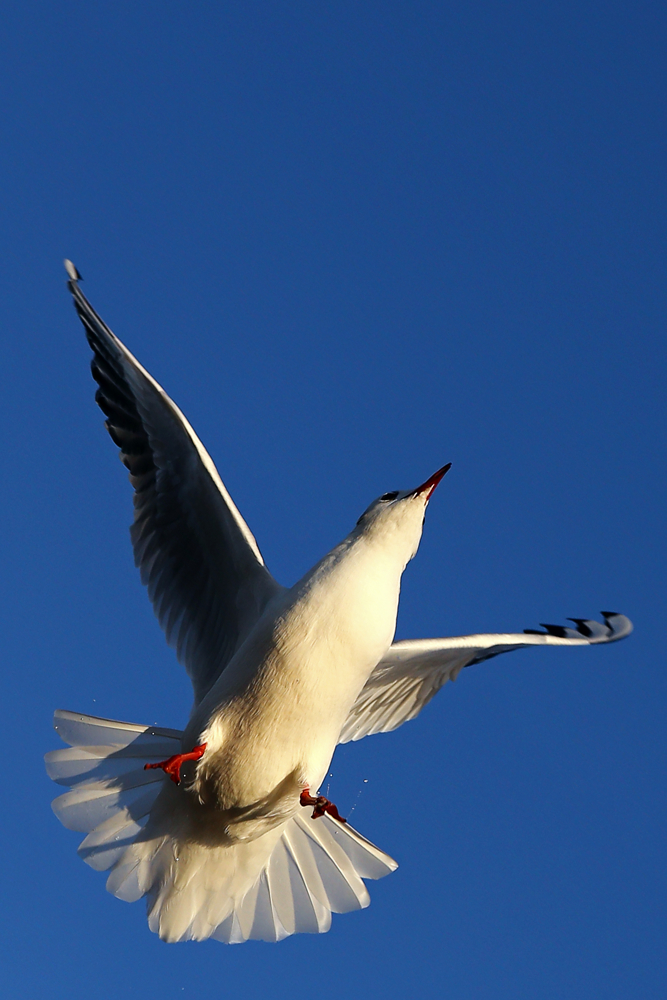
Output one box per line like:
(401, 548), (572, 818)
(195, 635), (383, 813)
(188, 554), (400, 828)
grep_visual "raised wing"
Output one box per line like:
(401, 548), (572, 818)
(338, 613), (632, 743)
(66, 264), (284, 704)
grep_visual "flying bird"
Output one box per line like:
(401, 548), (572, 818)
(46, 263), (632, 944)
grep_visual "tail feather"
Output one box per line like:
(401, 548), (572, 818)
(47, 710), (397, 943)
(51, 775), (163, 833)
(78, 812), (151, 872)
(46, 746), (176, 786)
(52, 709), (182, 750)
(281, 822), (333, 934)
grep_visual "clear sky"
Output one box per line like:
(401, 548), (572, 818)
(2, 3), (665, 998)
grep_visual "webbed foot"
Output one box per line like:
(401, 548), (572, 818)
(300, 787), (347, 823)
(144, 743), (207, 784)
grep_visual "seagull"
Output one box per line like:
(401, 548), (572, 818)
(46, 262), (633, 944)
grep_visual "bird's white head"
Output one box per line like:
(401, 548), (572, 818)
(354, 462), (451, 567)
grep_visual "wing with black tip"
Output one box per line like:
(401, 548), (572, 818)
(339, 613), (632, 743)
(66, 265), (284, 704)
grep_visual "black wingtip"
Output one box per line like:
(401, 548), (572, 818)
(64, 259), (82, 282)
(567, 618), (593, 637)
(601, 611), (620, 618)
(539, 623), (571, 638)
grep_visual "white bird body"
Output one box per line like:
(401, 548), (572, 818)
(186, 501), (423, 841)
(46, 263), (633, 944)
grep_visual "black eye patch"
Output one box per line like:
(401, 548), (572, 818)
(380, 491), (399, 502)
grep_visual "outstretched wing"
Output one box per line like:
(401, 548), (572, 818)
(338, 613), (632, 743)
(66, 264), (284, 704)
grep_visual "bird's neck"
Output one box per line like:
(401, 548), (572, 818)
(291, 532), (405, 668)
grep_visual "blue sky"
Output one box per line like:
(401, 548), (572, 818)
(2, 2), (665, 997)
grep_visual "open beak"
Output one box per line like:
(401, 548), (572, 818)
(411, 463), (452, 500)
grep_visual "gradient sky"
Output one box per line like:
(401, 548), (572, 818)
(2, 3), (665, 998)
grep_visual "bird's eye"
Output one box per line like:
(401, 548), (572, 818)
(380, 491), (399, 502)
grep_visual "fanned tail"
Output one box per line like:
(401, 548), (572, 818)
(46, 710), (397, 943)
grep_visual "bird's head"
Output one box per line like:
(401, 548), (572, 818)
(354, 462), (451, 566)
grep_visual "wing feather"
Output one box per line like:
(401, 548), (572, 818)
(67, 270), (284, 702)
(339, 613), (632, 743)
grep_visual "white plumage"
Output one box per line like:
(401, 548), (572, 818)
(47, 262), (632, 943)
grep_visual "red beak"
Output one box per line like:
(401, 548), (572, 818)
(412, 462), (452, 500)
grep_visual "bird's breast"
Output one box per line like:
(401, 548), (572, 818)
(188, 542), (402, 822)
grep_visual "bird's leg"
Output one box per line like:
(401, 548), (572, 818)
(300, 787), (347, 823)
(144, 743), (207, 785)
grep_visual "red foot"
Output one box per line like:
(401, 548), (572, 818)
(144, 743), (207, 785)
(300, 787), (347, 823)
